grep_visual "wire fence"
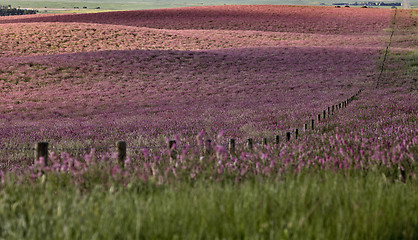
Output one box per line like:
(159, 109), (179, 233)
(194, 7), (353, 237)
(376, 7), (397, 88)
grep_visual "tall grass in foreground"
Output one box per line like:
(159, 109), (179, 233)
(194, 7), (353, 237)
(0, 172), (416, 239)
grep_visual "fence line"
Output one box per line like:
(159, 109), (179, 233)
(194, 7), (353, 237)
(376, 7), (397, 88)
(1, 89), (363, 165)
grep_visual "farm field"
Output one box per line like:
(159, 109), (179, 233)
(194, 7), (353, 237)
(3, 0), (418, 13)
(0, 5), (417, 239)
(0, 6), (397, 145)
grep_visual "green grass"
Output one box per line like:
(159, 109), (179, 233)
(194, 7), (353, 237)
(0, 172), (417, 239)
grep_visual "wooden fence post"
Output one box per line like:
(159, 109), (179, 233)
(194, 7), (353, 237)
(332, 105), (335, 114)
(323, 110), (326, 119)
(204, 139), (212, 155)
(311, 119), (315, 130)
(262, 138), (268, 147)
(304, 123), (308, 131)
(247, 138), (253, 150)
(317, 114), (321, 123)
(275, 135), (280, 145)
(286, 132), (291, 141)
(168, 140), (177, 159)
(34, 142), (48, 166)
(295, 129), (299, 139)
(116, 141), (127, 166)
(228, 139), (235, 154)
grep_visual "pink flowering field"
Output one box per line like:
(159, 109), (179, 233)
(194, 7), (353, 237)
(0, 5), (417, 239)
(0, 6), (416, 180)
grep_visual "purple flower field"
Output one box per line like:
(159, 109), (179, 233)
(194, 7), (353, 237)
(0, 6), (416, 182)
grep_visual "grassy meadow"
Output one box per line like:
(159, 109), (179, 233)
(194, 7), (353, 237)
(1, 172), (417, 239)
(0, 5), (417, 239)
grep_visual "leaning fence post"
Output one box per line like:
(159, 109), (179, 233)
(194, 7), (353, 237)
(34, 142), (49, 166)
(116, 141), (127, 166)
(228, 139), (235, 154)
(168, 140), (177, 159)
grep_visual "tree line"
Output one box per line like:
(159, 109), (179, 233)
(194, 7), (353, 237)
(0, 5), (38, 16)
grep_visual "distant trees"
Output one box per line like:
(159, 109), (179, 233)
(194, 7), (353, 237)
(0, 5), (38, 16)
